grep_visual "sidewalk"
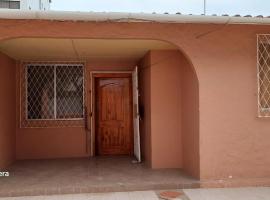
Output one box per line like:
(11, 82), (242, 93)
(184, 187), (270, 200)
(1, 187), (270, 200)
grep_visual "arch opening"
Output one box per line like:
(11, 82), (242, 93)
(0, 37), (199, 179)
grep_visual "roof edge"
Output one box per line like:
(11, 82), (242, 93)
(0, 10), (269, 25)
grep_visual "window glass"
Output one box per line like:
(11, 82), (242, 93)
(259, 44), (270, 109)
(0, 1), (20, 9)
(27, 65), (55, 119)
(56, 65), (84, 119)
(0, 1), (9, 8)
(258, 35), (270, 117)
(26, 64), (84, 120)
(9, 1), (20, 9)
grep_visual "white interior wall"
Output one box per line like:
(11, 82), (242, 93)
(19, 0), (28, 10)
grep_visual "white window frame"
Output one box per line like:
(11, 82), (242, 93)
(25, 63), (85, 121)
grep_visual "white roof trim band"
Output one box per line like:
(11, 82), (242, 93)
(0, 10), (269, 25)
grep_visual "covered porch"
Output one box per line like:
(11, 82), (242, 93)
(0, 37), (200, 196)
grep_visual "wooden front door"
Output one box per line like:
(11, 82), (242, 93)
(95, 74), (133, 156)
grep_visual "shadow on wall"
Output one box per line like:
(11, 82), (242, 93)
(138, 49), (199, 178)
(0, 52), (16, 170)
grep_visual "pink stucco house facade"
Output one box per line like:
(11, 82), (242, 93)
(0, 10), (270, 190)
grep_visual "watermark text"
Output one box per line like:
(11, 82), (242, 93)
(0, 172), (9, 177)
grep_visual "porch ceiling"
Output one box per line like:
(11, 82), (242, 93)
(0, 38), (177, 61)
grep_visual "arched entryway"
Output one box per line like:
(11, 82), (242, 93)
(0, 37), (200, 196)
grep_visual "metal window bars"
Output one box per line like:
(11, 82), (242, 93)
(257, 34), (270, 117)
(20, 62), (85, 128)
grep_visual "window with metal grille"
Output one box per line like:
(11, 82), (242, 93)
(0, 1), (20, 9)
(258, 34), (270, 117)
(21, 63), (85, 127)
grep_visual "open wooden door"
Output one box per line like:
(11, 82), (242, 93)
(133, 67), (141, 162)
(95, 75), (133, 156)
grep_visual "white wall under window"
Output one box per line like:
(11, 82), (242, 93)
(26, 0), (50, 10)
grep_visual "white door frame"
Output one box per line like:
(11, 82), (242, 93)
(132, 67), (141, 162)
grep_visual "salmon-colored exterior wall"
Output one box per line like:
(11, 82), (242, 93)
(0, 52), (16, 169)
(139, 50), (198, 171)
(181, 54), (200, 178)
(16, 60), (136, 160)
(0, 19), (270, 182)
(149, 50), (183, 168)
(15, 49), (186, 169)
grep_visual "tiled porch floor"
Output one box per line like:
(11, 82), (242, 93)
(0, 191), (160, 200)
(0, 156), (198, 197)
